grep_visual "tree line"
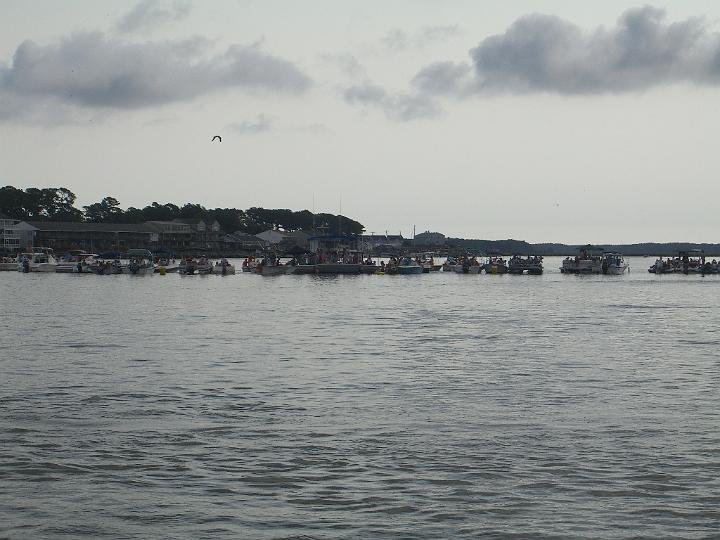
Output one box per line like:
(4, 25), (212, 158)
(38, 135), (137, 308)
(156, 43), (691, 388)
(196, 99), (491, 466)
(0, 186), (364, 235)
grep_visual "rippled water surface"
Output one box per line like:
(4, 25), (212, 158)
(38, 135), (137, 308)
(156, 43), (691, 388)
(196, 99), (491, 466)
(2, 257), (720, 539)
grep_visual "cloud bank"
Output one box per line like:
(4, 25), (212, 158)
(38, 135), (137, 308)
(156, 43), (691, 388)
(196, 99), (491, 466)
(415, 7), (720, 96)
(0, 32), (311, 122)
(343, 83), (441, 122)
(117, 0), (192, 34)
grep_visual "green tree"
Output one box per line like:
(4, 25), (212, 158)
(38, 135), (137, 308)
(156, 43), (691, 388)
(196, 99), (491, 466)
(83, 197), (123, 222)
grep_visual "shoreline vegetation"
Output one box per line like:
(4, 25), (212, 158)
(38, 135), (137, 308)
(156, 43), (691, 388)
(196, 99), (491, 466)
(1, 186), (718, 256)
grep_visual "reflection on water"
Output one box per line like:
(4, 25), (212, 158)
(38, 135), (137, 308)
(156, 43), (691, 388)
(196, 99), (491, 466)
(2, 257), (719, 539)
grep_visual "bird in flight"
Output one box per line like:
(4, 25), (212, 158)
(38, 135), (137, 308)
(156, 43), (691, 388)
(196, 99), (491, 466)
(212, 135), (222, 142)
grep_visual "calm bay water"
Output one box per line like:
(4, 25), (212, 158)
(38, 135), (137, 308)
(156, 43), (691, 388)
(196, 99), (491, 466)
(2, 257), (719, 539)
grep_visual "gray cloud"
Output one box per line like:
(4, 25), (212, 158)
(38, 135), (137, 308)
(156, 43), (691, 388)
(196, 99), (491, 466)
(471, 7), (720, 94)
(117, 0), (191, 34)
(0, 32), (311, 120)
(382, 25), (460, 51)
(412, 61), (473, 96)
(343, 83), (441, 122)
(413, 7), (720, 96)
(227, 114), (273, 135)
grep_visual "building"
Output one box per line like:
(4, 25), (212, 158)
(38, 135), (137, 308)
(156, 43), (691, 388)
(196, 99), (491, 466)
(360, 234), (404, 251)
(414, 231), (446, 246)
(145, 221), (193, 251)
(255, 229), (289, 245)
(0, 212), (34, 253)
(172, 218), (222, 251)
(221, 232), (265, 251)
(27, 221), (157, 253)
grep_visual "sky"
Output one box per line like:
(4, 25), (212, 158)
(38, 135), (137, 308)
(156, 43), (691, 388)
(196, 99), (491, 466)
(2, 0), (720, 244)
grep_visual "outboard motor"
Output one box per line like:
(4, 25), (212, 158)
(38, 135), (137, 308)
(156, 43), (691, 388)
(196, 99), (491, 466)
(22, 259), (30, 273)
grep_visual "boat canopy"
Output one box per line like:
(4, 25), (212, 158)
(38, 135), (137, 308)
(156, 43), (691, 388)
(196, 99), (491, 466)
(126, 249), (153, 258)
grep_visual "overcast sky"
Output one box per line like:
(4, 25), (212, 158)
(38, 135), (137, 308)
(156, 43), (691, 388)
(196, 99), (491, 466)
(2, 0), (720, 243)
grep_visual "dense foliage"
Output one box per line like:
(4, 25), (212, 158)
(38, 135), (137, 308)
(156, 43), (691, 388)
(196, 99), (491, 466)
(0, 186), (364, 235)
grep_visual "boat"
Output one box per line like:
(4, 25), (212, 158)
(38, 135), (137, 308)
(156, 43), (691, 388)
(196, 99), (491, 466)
(419, 254), (441, 273)
(55, 251), (99, 273)
(0, 255), (18, 271)
(18, 248), (58, 272)
(453, 256), (482, 274)
(195, 257), (214, 275)
(483, 255), (508, 274)
(602, 252), (629, 275)
(648, 250), (706, 275)
(396, 257), (424, 274)
(560, 247), (603, 274)
(124, 249), (155, 275)
(88, 259), (123, 275)
(155, 258), (180, 273)
(297, 235), (364, 274)
(256, 255), (295, 276)
(442, 256), (460, 272)
(212, 259), (236, 275)
(508, 255), (544, 275)
(241, 256), (259, 273)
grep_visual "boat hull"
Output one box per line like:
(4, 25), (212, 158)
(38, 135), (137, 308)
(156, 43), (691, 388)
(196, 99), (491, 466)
(257, 266), (295, 276)
(212, 264), (236, 275)
(454, 265), (481, 274)
(397, 265), (423, 274)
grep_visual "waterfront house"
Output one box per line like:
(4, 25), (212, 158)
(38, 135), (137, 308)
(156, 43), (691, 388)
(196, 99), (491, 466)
(360, 234), (404, 251)
(27, 221), (156, 253)
(255, 229), (288, 245)
(0, 212), (34, 253)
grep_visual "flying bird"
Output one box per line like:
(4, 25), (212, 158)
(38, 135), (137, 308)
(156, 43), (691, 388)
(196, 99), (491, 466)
(212, 135), (222, 142)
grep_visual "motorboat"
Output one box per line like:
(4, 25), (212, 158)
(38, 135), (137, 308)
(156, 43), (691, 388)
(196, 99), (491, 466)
(256, 256), (295, 276)
(195, 257), (213, 275)
(419, 254), (441, 273)
(241, 257), (259, 273)
(124, 249), (155, 275)
(508, 255), (544, 275)
(442, 256), (460, 272)
(560, 247), (603, 274)
(602, 253), (629, 275)
(396, 257), (423, 274)
(454, 257), (482, 274)
(18, 248), (58, 272)
(56, 252), (99, 273)
(88, 259), (123, 275)
(212, 259), (236, 275)
(483, 255), (508, 275)
(0, 255), (18, 271)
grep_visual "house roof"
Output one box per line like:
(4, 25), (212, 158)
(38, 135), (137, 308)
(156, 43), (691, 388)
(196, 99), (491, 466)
(27, 221), (155, 233)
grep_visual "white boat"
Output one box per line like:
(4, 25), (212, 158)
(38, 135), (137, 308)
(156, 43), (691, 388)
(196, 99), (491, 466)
(0, 256), (18, 271)
(124, 249), (155, 275)
(55, 252), (99, 273)
(396, 258), (424, 275)
(18, 248), (58, 272)
(602, 253), (629, 275)
(560, 247), (603, 274)
(256, 256), (295, 276)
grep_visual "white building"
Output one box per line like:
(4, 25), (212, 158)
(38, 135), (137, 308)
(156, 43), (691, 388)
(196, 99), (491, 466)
(0, 212), (34, 253)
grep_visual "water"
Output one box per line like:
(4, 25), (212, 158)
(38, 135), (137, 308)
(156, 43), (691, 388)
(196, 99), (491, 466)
(2, 257), (719, 539)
